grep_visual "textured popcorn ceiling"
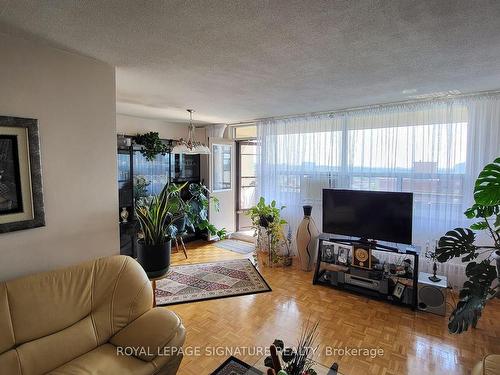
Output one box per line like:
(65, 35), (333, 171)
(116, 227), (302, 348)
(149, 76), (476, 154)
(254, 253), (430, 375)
(1, 0), (500, 123)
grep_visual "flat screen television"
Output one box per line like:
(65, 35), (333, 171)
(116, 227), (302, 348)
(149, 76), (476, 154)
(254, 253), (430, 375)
(322, 189), (413, 244)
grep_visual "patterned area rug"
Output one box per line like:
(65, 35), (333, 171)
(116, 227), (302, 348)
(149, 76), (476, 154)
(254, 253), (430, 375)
(155, 259), (271, 306)
(215, 239), (255, 254)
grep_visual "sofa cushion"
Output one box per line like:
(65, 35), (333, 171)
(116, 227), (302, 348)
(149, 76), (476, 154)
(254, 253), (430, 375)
(0, 350), (21, 375)
(3, 256), (152, 346)
(91, 256), (152, 345)
(16, 316), (97, 375)
(47, 343), (156, 375)
(5, 260), (93, 345)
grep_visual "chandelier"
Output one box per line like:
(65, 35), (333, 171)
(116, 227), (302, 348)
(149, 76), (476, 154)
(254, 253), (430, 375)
(171, 109), (210, 154)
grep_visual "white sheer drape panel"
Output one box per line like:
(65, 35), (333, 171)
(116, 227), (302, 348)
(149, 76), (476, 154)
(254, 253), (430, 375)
(465, 97), (500, 205)
(257, 115), (344, 233)
(343, 103), (469, 245)
(256, 95), (500, 252)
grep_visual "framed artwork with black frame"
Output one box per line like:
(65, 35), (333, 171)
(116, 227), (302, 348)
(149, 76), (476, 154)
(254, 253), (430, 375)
(0, 116), (45, 233)
(321, 241), (336, 263)
(336, 244), (352, 265)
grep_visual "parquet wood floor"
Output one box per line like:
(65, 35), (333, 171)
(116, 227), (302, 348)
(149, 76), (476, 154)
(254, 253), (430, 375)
(167, 241), (500, 375)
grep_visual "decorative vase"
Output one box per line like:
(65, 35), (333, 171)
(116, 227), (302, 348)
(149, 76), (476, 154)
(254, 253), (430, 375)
(120, 207), (129, 223)
(296, 205), (320, 271)
(137, 239), (171, 278)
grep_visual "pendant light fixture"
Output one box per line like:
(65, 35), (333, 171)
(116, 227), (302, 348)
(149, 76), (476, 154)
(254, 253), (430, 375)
(172, 109), (210, 154)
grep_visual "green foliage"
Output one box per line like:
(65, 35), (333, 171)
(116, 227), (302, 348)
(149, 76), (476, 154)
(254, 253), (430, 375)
(448, 260), (497, 333)
(135, 183), (186, 246)
(134, 132), (168, 161)
(436, 156), (500, 333)
(474, 157), (500, 206)
(247, 197), (287, 231)
(133, 175), (150, 199)
(247, 197), (287, 263)
(436, 228), (477, 263)
(179, 182), (227, 239)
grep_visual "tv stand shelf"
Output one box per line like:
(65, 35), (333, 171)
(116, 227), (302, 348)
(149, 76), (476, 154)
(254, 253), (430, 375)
(313, 234), (420, 309)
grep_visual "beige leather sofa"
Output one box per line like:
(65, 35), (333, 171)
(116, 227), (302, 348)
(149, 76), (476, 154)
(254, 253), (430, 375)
(0, 255), (185, 374)
(472, 354), (500, 375)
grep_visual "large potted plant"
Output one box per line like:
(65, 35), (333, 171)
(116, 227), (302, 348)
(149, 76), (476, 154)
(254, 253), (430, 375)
(436, 156), (499, 333)
(247, 197), (288, 266)
(135, 183), (186, 278)
(182, 182), (227, 239)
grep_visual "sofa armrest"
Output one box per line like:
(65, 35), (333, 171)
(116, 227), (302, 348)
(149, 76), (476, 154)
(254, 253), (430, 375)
(110, 308), (185, 362)
(472, 354), (500, 375)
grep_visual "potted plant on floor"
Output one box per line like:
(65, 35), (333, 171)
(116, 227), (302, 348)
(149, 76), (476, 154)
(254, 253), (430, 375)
(436, 156), (499, 333)
(183, 182), (227, 240)
(135, 182), (186, 278)
(248, 197), (288, 266)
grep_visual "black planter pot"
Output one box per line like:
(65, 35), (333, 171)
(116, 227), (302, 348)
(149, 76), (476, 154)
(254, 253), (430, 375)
(136, 239), (171, 278)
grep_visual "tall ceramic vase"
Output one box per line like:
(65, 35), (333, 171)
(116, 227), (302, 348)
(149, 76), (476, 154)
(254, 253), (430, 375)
(296, 205), (320, 271)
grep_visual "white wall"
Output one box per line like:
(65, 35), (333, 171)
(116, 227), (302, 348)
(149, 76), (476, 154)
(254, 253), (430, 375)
(0, 32), (118, 281)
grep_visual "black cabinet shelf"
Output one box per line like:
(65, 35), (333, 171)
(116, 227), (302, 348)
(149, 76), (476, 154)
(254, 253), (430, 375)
(117, 136), (202, 257)
(313, 235), (420, 310)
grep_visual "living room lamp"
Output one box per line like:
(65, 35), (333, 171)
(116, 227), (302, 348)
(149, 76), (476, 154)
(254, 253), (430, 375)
(172, 109), (210, 154)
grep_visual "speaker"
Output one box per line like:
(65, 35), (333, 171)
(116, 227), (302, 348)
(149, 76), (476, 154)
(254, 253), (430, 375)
(418, 272), (447, 316)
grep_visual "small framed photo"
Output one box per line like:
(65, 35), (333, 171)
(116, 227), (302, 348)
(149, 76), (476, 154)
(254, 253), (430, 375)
(393, 282), (405, 299)
(336, 244), (352, 265)
(321, 241), (336, 263)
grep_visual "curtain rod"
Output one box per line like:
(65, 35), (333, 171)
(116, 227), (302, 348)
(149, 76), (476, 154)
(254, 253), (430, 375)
(227, 89), (500, 126)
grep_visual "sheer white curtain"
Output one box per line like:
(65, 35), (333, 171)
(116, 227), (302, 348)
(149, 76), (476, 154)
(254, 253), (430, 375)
(257, 115), (344, 236)
(342, 102), (469, 246)
(257, 95), (500, 252)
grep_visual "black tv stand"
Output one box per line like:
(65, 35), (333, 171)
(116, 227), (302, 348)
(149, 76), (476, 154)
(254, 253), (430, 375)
(325, 236), (405, 253)
(313, 234), (420, 309)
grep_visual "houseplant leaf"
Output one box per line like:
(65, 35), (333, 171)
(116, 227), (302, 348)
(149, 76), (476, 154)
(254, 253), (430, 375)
(474, 157), (500, 206)
(448, 289), (485, 334)
(448, 261), (497, 333)
(465, 261), (497, 286)
(464, 203), (498, 219)
(436, 228), (477, 262)
(470, 221), (489, 230)
(133, 132), (168, 161)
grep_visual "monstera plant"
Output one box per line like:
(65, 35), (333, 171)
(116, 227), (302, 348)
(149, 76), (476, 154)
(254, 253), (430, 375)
(181, 182), (227, 240)
(436, 157), (500, 333)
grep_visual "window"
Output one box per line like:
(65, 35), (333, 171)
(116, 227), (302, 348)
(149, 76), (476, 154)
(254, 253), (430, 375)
(212, 144), (232, 191)
(257, 103), (472, 244)
(239, 142), (257, 210)
(233, 125), (257, 139)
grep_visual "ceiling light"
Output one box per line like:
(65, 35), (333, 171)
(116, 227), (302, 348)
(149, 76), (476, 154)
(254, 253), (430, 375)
(172, 109), (210, 155)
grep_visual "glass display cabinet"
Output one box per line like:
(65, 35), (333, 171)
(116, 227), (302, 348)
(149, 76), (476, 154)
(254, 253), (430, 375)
(117, 136), (202, 256)
(117, 146), (136, 257)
